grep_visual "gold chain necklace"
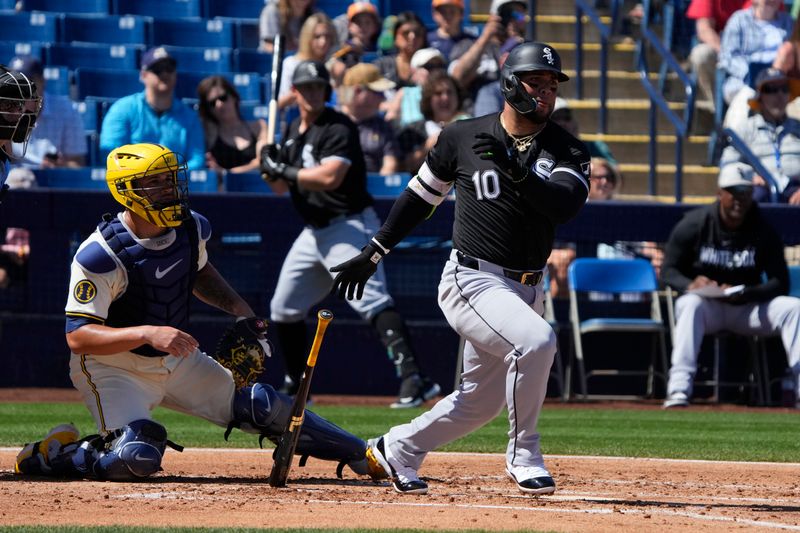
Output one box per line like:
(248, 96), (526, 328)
(501, 116), (543, 153)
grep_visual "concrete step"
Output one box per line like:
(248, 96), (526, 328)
(582, 133), (711, 165)
(558, 69), (676, 100)
(617, 163), (719, 197)
(564, 99), (703, 135)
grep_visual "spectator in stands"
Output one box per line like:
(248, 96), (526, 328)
(662, 162), (800, 408)
(685, 0), (751, 111)
(449, 0), (526, 114)
(373, 12), (428, 88)
(260, 0), (318, 54)
(7, 55), (85, 169)
(331, 1), (381, 69)
(0, 171), (34, 289)
(427, 0), (474, 61)
(398, 70), (469, 172)
(472, 38), (517, 117)
(278, 13), (339, 110)
(384, 47), (447, 126)
(718, 0), (792, 124)
(550, 98), (617, 165)
(338, 63), (401, 175)
(99, 47), (205, 170)
(198, 75), (268, 178)
(772, 15), (800, 113)
(720, 68), (800, 204)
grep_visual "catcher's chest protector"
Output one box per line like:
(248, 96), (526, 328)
(100, 215), (199, 357)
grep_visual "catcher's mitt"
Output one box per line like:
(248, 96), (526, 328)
(213, 317), (272, 389)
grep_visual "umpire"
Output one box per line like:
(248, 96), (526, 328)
(331, 42), (591, 495)
(260, 60), (439, 408)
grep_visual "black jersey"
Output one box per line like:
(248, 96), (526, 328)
(282, 107), (373, 227)
(424, 113), (590, 270)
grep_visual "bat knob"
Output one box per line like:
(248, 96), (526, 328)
(319, 309), (333, 321)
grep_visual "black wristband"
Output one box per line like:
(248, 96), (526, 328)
(282, 166), (299, 183)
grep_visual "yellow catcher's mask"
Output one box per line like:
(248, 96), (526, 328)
(106, 143), (189, 228)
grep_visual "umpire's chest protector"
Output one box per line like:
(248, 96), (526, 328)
(100, 216), (199, 357)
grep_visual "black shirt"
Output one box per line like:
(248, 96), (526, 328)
(425, 113), (590, 270)
(281, 107), (373, 227)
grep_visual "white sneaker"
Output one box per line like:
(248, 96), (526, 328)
(663, 392), (689, 408)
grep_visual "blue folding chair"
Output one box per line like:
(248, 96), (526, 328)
(75, 68), (140, 100)
(239, 102), (268, 121)
(233, 49), (271, 75)
(160, 45), (232, 73)
(0, 42), (44, 63)
(0, 0), (15, 11)
(73, 99), (99, 132)
(46, 43), (143, 71)
(34, 167), (108, 190)
(205, 0), (263, 19)
(42, 66), (70, 96)
(789, 265), (800, 298)
(567, 258), (668, 400)
(0, 12), (61, 43)
(187, 169), (220, 193)
(112, 0), (201, 19)
(23, 0), (109, 13)
(152, 18), (235, 49)
(234, 19), (261, 49)
(366, 172), (410, 197)
(63, 14), (149, 45)
(175, 71), (261, 103)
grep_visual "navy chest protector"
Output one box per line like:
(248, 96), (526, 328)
(99, 214), (199, 357)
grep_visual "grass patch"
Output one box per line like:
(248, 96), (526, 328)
(2, 403), (800, 462)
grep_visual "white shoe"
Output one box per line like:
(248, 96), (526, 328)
(663, 392), (689, 408)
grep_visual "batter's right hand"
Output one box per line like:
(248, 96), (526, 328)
(329, 243), (384, 300)
(145, 326), (199, 357)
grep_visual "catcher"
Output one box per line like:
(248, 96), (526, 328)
(14, 142), (385, 482)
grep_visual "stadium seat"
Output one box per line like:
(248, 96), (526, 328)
(188, 169), (219, 193)
(34, 167), (108, 190)
(567, 258), (668, 400)
(152, 18), (235, 49)
(239, 102), (268, 121)
(176, 71), (262, 103)
(233, 49), (271, 75)
(46, 43), (143, 71)
(23, 0), (109, 13)
(366, 172), (410, 197)
(0, 0), (15, 12)
(112, 0), (201, 19)
(224, 171), (273, 193)
(791, 265), (800, 298)
(160, 45), (232, 73)
(204, 0), (264, 19)
(234, 19), (261, 49)
(42, 66), (70, 96)
(63, 14), (150, 45)
(314, 0), (347, 20)
(75, 68), (140, 100)
(0, 42), (44, 63)
(73, 100), (99, 132)
(0, 12), (61, 43)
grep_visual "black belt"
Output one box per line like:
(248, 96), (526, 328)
(455, 251), (544, 287)
(308, 210), (363, 229)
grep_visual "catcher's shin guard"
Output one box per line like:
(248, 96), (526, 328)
(373, 308), (420, 379)
(232, 383), (368, 471)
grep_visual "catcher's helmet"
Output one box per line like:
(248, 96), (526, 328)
(106, 143), (189, 228)
(501, 42), (568, 116)
(0, 65), (41, 149)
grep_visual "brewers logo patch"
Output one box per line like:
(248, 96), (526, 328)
(73, 280), (97, 303)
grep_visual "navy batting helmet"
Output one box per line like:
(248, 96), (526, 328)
(501, 42), (568, 116)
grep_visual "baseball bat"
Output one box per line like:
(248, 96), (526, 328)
(266, 34), (284, 146)
(268, 309), (333, 487)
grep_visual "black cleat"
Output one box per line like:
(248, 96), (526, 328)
(368, 437), (428, 495)
(390, 374), (441, 409)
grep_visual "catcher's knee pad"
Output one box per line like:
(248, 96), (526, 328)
(232, 383), (366, 464)
(88, 419), (168, 481)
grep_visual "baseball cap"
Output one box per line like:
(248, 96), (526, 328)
(433, 0), (464, 9)
(718, 162), (754, 189)
(490, 0), (526, 16)
(292, 60), (330, 86)
(8, 55), (43, 78)
(347, 1), (379, 21)
(141, 46), (177, 71)
(342, 63), (395, 91)
(411, 47), (446, 70)
(748, 67), (790, 109)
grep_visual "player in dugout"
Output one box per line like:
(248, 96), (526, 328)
(13, 142), (386, 482)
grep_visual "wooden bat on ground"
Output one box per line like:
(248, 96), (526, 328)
(268, 309), (333, 487)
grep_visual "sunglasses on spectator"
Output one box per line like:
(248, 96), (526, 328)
(761, 84), (789, 95)
(149, 63), (176, 76)
(593, 173), (616, 183)
(207, 93), (229, 106)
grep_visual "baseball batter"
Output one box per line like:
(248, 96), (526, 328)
(260, 59), (439, 408)
(332, 42), (590, 495)
(0, 64), (41, 202)
(14, 143), (384, 481)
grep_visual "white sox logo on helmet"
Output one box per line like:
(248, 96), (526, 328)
(542, 47), (554, 65)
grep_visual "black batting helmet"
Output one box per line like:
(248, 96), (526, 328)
(501, 42), (568, 116)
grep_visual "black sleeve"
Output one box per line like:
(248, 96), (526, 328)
(743, 225), (789, 302)
(660, 215), (699, 291)
(373, 188), (435, 250)
(512, 168), (588, 223)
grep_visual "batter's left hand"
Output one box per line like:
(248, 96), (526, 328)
(329, 243), (384, 300)
(471, 133), (528, 181)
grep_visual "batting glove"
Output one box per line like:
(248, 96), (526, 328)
(471, 133), (529, 182)
(329, 241), (386, 300)
(260, 144), (299, 184)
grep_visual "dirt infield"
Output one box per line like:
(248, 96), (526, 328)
(3, 389), (800, 531)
